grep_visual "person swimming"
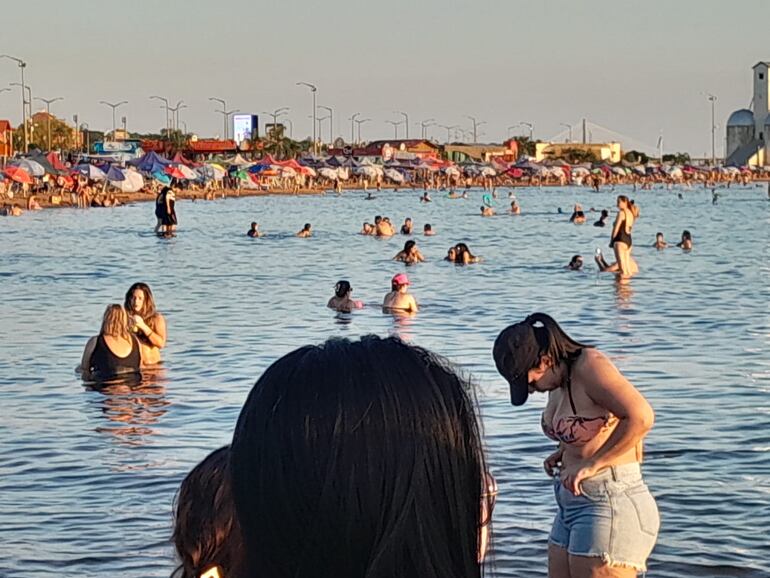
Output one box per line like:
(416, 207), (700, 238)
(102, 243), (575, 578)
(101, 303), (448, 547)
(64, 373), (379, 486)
(393, 240), (425, 264)
(423, 223), (435, 236)
(569, 204), (586, 224)
(247, 222), (262, 238)
(400, 217), (413, 235)
(375, 216), (395, 237)
(382, 273), (419, 313)
(420, 192), (432, 203)
(510, 200), (521, 215)
(366, 192), (376, 200)
(327, 280), (364, 313)
(444, 247), (457, 262)
(566, 255), (583, 270)
(360, 222), (375, 235)
(653, 232), (668, 250)
(593, 209), (609, 227)
(677, 230), (693, 251)
(481, 205), (495, 217)
(296, 223), (312, 237)
(453, 242), (481, 264)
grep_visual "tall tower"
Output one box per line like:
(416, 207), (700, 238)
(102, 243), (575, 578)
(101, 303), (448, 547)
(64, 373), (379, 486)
(753, 62), (770, 140)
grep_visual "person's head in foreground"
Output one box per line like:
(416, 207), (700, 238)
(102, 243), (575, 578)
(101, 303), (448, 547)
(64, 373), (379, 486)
(101, 304), (130, 339)
(231, 336), (494, 578)
(173, 446), (243, 578)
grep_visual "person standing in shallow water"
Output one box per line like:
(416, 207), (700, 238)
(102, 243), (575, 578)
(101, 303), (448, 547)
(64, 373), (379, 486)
(493, 313), (659, 578)
(124, 282), (167, 365)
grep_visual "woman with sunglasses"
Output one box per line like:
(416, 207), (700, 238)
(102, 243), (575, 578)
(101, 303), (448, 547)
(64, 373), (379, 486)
(231, 335), (496, 578)
(493, 313), (658, 578)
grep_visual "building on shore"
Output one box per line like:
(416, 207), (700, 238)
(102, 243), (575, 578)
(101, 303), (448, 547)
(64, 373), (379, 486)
(327, 139), (440, 160)
(534, 141), (621, 164)
(725, 62), (770, 166)
(0, 120), (13, 159)
(444, 140), (519, 163)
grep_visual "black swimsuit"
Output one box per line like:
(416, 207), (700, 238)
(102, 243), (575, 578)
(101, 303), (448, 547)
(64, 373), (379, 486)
(89, 334), (141, 380)
(610, 212), (633, 247)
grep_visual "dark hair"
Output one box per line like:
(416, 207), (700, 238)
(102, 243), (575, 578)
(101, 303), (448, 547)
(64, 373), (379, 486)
(601, 209), (609, 218)
(682, 230), (692, 240)
(404, 240), (416, 252)
(454, 243), (476, 263)
(526, 313), (591, 368)
(172, 446), (243, 578)
(374, 215), (382, 223)
(334, 280), (351, 298)
(424, 223), (432, 231)
(568, 255), (583, 269)
(231, 336), (489, 578)
(656, 231), (664, 237)
(303, 223), (311, 230)
(124, 282), (157, 320)
(250, 222), (257, 228)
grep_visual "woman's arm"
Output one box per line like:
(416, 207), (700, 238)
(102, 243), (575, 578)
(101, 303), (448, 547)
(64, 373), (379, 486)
(78, 336), (97, 376)
(561, 351), (654, 494)
(138, 314), (167, 349)
(610, 212), (623, 240)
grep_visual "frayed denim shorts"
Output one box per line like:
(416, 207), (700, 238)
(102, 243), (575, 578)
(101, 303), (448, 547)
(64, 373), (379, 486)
(550, 463), (659, 572)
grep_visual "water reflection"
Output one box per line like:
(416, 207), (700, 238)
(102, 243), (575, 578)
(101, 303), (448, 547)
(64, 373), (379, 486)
(614, 276), (635, 309)
(85, 368), (170, 447)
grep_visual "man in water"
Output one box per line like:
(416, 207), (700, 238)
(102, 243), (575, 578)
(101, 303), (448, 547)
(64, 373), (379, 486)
(296, 223), (312, 237)
(423, 223), (435, 236)
(401, 218), (413, 235)
(481, 205), (495, 217)
(376, 216), (395, 237)
(247, 222), (262, 237)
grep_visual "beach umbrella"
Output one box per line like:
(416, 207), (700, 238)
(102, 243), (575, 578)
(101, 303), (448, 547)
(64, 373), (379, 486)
(4, 166), (33, 184)
(15, 159), (46, 177)
(106, 166), (126, 182)
(164, 166), (187, 180)
(176, 165), (199, 180)
(318, 167), (338, 180)
(480, 167), (497, 177)
(384, 168), (405, 183)
(571, 167), (590, 176)
(114, 170), (145, 193)
(444, 166), (461, 177)
(152, 170), (172, 185)
(75, 164), (107, 181)
(280, 166), (297, 177)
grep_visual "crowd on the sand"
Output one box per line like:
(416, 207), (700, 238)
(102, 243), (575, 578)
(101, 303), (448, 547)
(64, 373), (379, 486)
(71, 178), (730, 578)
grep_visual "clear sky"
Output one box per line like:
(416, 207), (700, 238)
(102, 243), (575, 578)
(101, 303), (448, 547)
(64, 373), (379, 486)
(1, 0), (768, 156)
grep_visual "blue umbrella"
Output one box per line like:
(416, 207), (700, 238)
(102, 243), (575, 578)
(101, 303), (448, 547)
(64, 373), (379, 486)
(106, 166), (126, 182)
(152, 170), (172, 185)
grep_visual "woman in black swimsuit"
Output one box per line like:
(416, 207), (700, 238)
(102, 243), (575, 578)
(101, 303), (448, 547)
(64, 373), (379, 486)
(596, 196), (638, 277)
(79, 304), (141, 381)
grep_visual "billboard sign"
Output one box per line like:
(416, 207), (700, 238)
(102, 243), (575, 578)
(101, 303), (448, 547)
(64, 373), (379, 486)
(233, 114), (259, 144)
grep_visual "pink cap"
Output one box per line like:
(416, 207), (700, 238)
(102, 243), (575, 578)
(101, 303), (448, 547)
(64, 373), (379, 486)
(392, 273), (410, 286)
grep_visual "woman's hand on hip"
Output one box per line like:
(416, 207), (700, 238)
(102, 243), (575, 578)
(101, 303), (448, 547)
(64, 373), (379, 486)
(560, 460), (598, 495)
(544, 448), (563, 477)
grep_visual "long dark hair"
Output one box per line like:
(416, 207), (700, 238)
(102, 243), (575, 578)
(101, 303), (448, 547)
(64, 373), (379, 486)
(231, 336), (489, 578)
(334, 280), (351, 298)
(124, 282), (157, 320)
(527, 312), (591, 367)
(172, 446), (243, 578)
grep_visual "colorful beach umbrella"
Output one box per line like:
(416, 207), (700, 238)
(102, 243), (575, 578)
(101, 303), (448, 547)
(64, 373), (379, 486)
(4, 166), (33, 184)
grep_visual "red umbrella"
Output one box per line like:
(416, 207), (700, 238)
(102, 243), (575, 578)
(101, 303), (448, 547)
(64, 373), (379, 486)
(164, 165), (187, 180)
(4, 166), (33, 184)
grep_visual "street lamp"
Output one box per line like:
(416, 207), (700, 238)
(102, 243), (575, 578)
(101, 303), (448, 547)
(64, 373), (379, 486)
(349, 113), (360, 144)
(464, 115), (486, 143)
(284, 118), (293, 139)
(395, 111), (409, 139)
(706, 92), (717, 165)
(262, 107), (289, 140)
(355, 118), (371, 143)
(311, 114), (330, 143)
(168, 100), (186, 132)
(296, 82), (317, 152)
(317, 105), (333, 144)
(99, 100), (127, 140)
(1, 54), (28, 152)
(559, 122), (572, 142)
(518, 121), (534, 141)
(218, 108), (240, 141)
(420, 118), (435, 139)
(209, 97), (228, 139)
(149, 95), (171, 134)
(80, 122), (90, 154)
(386, 120), (402, 139)
(35, 96), (63, 151)
(437, 125), (458, 144)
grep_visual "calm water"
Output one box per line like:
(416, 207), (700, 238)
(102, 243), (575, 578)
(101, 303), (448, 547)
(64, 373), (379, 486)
(1, 184), (769, 577)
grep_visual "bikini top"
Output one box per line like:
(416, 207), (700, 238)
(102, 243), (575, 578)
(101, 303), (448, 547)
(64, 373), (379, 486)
(541, 363), (617, 446)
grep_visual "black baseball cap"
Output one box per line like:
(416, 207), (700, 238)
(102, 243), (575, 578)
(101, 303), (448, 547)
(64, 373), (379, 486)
(493, 315), (550, 406)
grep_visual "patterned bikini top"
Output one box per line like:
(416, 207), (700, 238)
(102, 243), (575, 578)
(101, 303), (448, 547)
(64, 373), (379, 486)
(541, 363), (618, 446)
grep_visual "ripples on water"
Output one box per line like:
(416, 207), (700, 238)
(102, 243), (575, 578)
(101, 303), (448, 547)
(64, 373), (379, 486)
(0, 185), (769, 577)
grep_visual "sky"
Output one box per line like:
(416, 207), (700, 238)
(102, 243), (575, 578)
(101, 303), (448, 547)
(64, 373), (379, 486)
(1, 0), (768, 156)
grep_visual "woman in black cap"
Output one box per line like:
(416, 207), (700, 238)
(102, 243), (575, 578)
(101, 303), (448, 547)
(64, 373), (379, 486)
(493, 313), (658, 578)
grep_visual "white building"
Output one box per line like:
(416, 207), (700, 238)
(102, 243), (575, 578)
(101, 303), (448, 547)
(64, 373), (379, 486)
(725, 62), (770, 166)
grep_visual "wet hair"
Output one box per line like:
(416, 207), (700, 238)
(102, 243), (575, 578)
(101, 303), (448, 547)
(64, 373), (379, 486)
(231, 336), (488, 578)
(404, 217), (412, 223)
(404, 240), (416, 252)
(374, 215), (382, 224)
(334, 280), (351, 298)
(303, 223), (311, 231)
(656, 232), (664, 238)
(124, 282), (157, 321)
(454, 243), (476, 263)
(172, 446), (243, 578)
(600, 209), (609, 218)
(100, 304), (130, 340)
(250, 222), (257, 228)
(424, 223), (432, 231)
(568, 255), (583, 270)
(682, 230), (692, 241)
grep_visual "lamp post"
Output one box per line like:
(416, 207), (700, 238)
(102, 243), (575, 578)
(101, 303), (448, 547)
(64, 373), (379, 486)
(1, 55), (28, 152)
(285, 118), (293, 139)
(99, 100), (127, 140)
(559, 122), (572, 142)
(507, 125), (518, 139)
(314, 114), (330, 143)
(386, 120), (402, 139)
(437, 124), (457, 144)
(317, 105), (333, 144)
(149, 95), (170, 134)
(464, 115), (486, 143)
(80, 122), (90, 154)
(263, 107), (289, 140)
(355, 118), (371, 144)
(420, 118), (435, 140)
(706, 93), (717, 165)
(350, 113), (360, 144)
(296, 82), (317, 152)
(219, 109), (240, 142)
(395, 111), (409, 139)
(209, 97), (228, 139)
(168, 100), (186, 132)
(518, 121), (534, 141)
(35, 96), (63, 151)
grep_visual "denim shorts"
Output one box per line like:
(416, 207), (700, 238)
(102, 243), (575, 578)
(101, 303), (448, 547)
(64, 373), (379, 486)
(549, 463), (659, 572)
